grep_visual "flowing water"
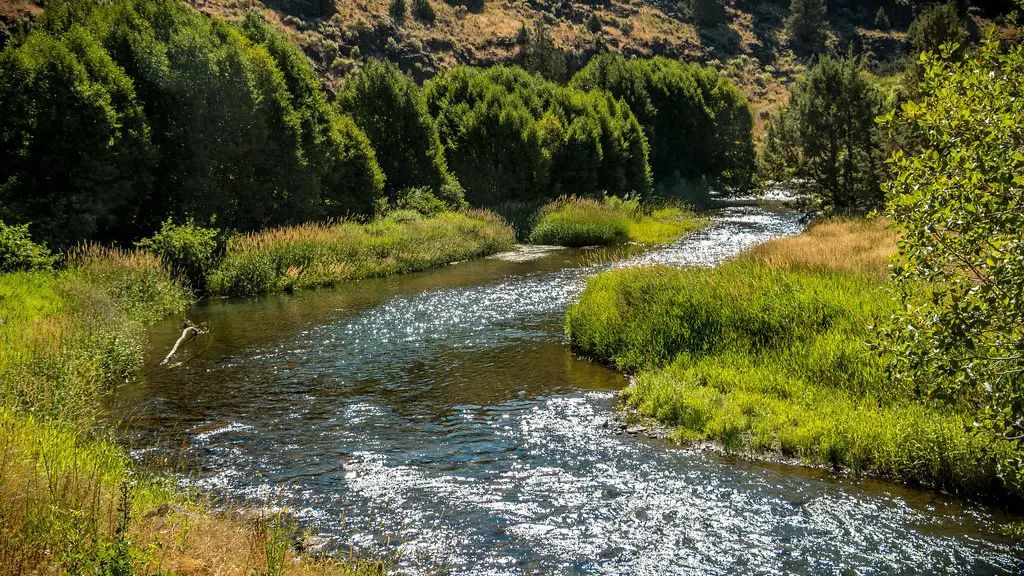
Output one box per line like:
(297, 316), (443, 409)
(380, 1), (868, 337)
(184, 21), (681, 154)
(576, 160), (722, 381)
(110, 198), (1024, 575)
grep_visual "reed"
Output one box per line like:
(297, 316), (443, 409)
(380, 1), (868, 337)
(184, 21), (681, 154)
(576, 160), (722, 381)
(529, 196), (703, 247)
(739, 217), (897, 278)
(209, 210), (516, 296)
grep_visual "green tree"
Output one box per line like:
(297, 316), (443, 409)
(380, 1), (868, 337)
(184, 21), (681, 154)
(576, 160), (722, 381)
(0, 220), (55, 272)
(762, 53), (886, 213)
(389, 0), (406, 22)
(571, 54), (755, 191)
(691, 0), (729, 27)
(786, 0), (829, 53)
(875, 7), (891, 30)
(518, 23), (566, 82)
(339, 59), (462, 206)
(881, 33), (1024, 492)
(0, 26), (153, 249)
(908, 2), (967, 57)
(412, 0), (435, 23)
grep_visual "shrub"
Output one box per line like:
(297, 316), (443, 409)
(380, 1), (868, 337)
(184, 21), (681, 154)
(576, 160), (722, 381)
(395, 187), (450, 216)
(135, 219), (221, 293)
(389, 0), (406, 22)
(339, 59), (462, 206)
(785, 0), (828, 52)
(908, 2), (967, 57)
(875, 7), (891, 31)
(586, 13), (602, 34)
(691, 0), (728, 27)
(412, 0), (435, 23)
(0, 221), (55, 273)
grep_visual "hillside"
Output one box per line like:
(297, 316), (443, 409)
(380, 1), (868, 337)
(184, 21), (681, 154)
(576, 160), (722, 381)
(0, 0), (1015, 137)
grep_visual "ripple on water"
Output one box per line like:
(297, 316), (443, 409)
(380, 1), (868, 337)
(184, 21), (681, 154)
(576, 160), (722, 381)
(115, 203), (1022, 575)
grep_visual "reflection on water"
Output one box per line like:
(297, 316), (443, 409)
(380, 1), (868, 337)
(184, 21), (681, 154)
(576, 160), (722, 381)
(110, 201), (1023, 575)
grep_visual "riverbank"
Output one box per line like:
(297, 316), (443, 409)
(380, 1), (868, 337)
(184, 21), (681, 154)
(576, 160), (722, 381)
(529, 196), (705, 247)
(209, 210), (516, 297)
(0, 246), (391, 574)
(565, 218), (1021, 501)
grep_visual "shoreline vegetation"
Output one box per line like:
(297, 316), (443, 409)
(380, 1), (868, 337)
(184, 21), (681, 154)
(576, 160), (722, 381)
(566, 219), (1020, 502)
(529, 196), (704, 248)
(0, 200), (692, 573)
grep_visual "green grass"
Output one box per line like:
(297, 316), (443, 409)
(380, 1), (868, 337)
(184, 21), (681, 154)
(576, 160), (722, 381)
(529, 196), (703, 247)
(209, 209), (516, 296)
(0, 246), (392, 574)
(565, 263), (1016, 497)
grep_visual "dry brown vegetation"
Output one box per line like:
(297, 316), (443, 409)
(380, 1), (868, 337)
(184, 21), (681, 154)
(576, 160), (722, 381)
(740, 217), (898, 278)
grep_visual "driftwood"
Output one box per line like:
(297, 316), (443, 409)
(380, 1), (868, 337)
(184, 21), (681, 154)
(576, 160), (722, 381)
(161, 319), (206, 367)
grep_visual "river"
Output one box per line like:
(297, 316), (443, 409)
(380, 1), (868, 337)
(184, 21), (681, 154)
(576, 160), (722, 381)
(108, 197), (1024, 575)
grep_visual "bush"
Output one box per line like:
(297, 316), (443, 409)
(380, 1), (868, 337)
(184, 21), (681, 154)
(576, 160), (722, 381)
(389, 0), (406, 21)
(395, 187), (450, 216)
(908, 2), (967, 57)
(411, 0), (435, 23)
(586, 13), (602, 34)
(0, 221), (55, 273)
(691, 0), (728, 27)
(135, 219), (221, 293)
(529, 196), (701, 247)
(875, 7), (891, 30)
(425, 66), (651, 206)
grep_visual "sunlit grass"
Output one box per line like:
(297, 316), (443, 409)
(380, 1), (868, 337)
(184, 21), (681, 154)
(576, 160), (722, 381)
(565, 238), (1015, 497)
(740, 217), (897, 278)
(529, 196), (703, 247)
(209, 209), (516, 296)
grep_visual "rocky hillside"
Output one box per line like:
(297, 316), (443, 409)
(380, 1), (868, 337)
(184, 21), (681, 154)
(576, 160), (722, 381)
(1, 0), (1014, 135)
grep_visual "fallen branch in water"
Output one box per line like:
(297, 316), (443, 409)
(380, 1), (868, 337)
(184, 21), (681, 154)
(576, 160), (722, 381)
(161, 320), (206, 367)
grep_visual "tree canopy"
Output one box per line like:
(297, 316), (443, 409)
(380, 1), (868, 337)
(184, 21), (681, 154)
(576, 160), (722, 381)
(570, 54), (756, 192)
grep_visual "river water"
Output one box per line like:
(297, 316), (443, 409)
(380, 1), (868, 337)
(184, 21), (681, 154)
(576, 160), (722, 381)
(110, 198), (1024, 575)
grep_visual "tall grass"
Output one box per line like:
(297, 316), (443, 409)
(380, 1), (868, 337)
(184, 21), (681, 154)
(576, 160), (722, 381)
(209, 210), (516, 296)
(0, 247), (389, 574)
(739, 217), (897, 278)
(529, 196), (703, 247)
(565, 248), (1017, 498)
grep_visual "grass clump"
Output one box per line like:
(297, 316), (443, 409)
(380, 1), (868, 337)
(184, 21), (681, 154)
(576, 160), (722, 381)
(529, 196), (703, 247)
(565, 225), (1017, 497)
(739, 217), (897, 278)
(208, 209), (515, 297)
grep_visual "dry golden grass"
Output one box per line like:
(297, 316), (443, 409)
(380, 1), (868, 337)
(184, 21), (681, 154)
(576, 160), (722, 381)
(739, 217), (898, 278)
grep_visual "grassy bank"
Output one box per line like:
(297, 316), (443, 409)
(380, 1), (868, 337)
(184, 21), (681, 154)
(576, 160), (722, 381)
(529, 197), (704, 247)
(565, 219), (1017, 498)
(0, 247), (391, 574)
(209, 209), (515, 296)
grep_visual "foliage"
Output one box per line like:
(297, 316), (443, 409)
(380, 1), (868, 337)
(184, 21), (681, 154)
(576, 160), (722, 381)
(529, 196), (702, 247)
(881, 32), (1024, 493)
(208, 211), (515, 296)
(690, 0), (729, 27)
(0, 220), (55, 272)
(517, 23), (566, 82)
(565, 262), (1015, 497)
(785, 0), (829, 53)
(908, 1), (967, 57)
(571, 54), (756, 192)
(0, 1), (384, 249)
(339, 59), (462, 207)
(586, 12), (603, 34)
(389, 0), (406, 22)
(411, 0), (435, 23)
(394, 187), (455, 216)
(875, 7), (891, 30)
(136, 219), (221, 293)
(762, 53), (887, 214)
(424, 65), (652, 206)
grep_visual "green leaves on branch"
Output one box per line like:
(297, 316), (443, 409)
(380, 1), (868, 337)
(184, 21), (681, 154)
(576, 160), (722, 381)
(882, 31), (1024, 494)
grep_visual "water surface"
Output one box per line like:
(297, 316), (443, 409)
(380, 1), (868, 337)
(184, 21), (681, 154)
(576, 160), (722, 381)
(111, 200), (1023, 575)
